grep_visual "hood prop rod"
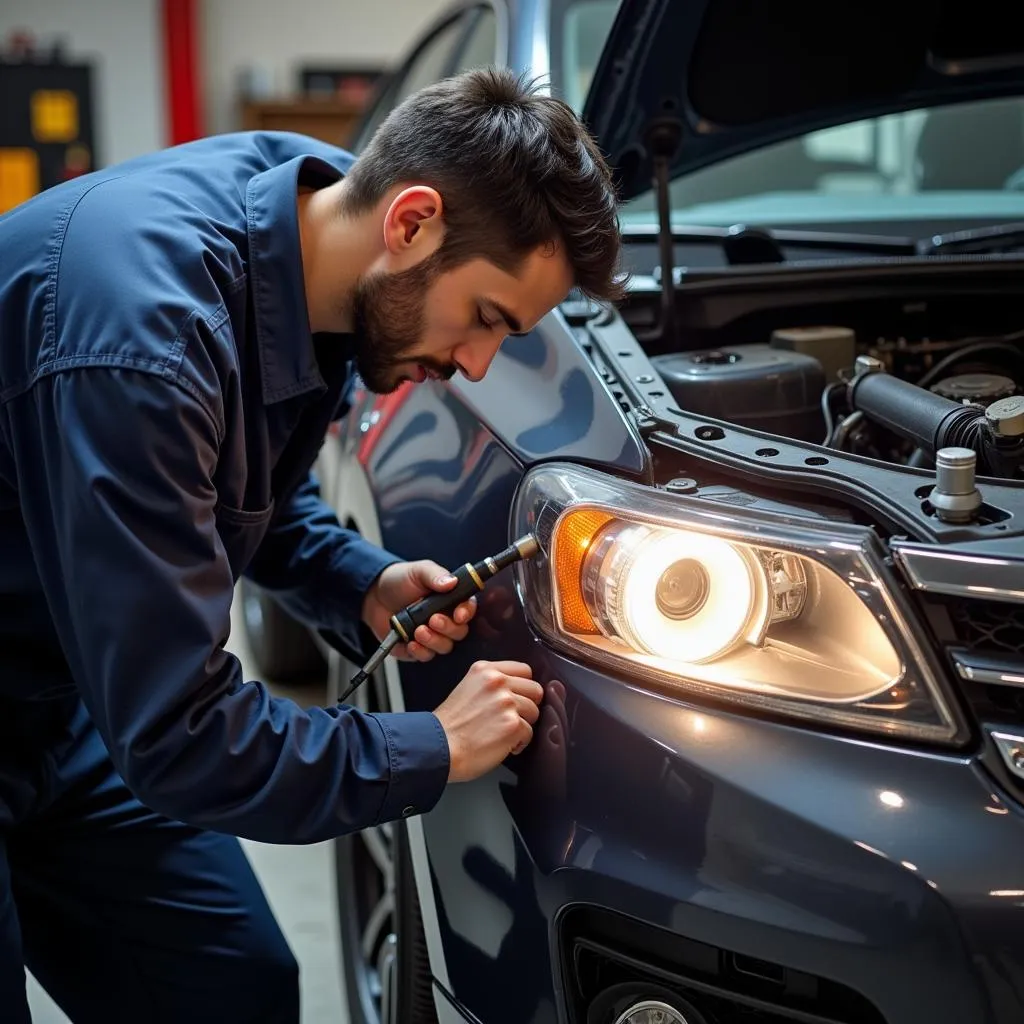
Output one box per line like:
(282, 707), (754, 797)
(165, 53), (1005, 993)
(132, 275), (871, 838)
(646, 116), (683, 350)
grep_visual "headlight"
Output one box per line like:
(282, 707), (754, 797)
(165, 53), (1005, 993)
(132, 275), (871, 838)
(511, 463), (963, 743)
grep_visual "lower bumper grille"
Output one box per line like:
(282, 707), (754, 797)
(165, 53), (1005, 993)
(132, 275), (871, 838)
(559, 906), (885, 1024)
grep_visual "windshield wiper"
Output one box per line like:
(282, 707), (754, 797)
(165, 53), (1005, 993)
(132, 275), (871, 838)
(622, 222), (917, 272)
(918, 221), (1024, 255)
(626, 219), (1024, 271)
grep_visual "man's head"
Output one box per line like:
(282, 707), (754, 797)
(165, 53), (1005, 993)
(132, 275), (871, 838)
(336, 67), (624, 393)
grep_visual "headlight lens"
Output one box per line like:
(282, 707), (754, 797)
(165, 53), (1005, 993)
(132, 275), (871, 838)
(512, 463), (962, 742)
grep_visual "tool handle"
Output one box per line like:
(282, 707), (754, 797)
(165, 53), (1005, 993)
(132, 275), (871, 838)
(387, 535), (538, 642)
(390, 562), (487, 641)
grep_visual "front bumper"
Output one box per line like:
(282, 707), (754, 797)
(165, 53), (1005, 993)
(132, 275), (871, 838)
(509, 649), (1024, 1024)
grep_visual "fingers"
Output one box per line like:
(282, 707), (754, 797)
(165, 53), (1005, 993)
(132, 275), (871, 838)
(510, 719), (534, 757)
(486, 660), (535, 678)
(419, 562), (457, 590)
(508, 675), (545, 705)
(412, 624), (454, 657)
(451, 598), (477, 626)
(427, 610), (472, 640)
(402, 640), (433, 662)
(512, 692), (541, 726)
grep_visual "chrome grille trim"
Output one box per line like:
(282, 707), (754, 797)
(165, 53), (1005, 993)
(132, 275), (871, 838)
(891, 542), (1024, 606)
(950, 648), (1024, 689)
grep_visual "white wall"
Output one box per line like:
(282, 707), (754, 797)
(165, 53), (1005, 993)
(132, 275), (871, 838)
(0, 0), (450, 170)
(200, 0), (452, 137)
(0, 0), (164, 166)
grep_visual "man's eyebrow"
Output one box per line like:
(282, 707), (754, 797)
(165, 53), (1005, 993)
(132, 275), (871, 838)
(487, 301), (525, 336)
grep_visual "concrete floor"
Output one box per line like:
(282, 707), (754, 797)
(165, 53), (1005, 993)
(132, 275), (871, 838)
(27, 591), (348, 1023)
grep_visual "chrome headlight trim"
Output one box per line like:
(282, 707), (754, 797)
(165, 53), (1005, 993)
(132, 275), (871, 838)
(511, 462), (965, 744)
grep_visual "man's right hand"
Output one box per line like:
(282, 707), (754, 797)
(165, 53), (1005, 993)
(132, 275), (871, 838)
(433, 661), (546, 782)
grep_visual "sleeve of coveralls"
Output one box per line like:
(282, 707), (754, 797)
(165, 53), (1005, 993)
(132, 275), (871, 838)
(243, 472), (401, 667)
(11, 366), (450, 843)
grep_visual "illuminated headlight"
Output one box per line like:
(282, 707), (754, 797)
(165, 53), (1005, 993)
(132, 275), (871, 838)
(511, 463), (962, 742)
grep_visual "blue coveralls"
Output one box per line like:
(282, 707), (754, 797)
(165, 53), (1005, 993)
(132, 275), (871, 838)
(0, 131), (451, 1021)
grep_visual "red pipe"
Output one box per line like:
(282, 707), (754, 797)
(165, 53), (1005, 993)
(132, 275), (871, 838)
(161, 0), (203, 145)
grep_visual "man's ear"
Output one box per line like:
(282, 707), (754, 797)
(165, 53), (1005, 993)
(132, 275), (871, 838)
(382, 186), (444, 263)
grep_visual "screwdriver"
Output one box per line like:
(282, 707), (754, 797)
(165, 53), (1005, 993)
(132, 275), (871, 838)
(337, 533), (540, 705)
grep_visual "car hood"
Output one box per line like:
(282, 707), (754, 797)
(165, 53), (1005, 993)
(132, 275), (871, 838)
(584, 0), (1024, 202)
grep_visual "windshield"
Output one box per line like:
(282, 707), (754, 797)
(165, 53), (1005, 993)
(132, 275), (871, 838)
(550, 2), (1024, 234)
(622, 96), (1024, 230)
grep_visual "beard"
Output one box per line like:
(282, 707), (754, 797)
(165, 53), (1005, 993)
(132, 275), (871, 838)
(350, 253), (457, 394)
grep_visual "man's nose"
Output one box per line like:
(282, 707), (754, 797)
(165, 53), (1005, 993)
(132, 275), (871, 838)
(454, 337), (503, 383)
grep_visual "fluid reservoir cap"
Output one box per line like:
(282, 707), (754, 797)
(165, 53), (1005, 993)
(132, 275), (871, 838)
(933, 447), (982, 524)
(932, 373), (1016, 404)
(985, 395), (1024, 437)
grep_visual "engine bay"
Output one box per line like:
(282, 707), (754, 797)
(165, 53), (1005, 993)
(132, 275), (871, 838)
(615, 262), (1024, 475)
(576, 258), (1024, 544)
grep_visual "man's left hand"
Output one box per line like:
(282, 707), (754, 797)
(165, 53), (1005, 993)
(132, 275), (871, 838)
(361, 561), (477, 662)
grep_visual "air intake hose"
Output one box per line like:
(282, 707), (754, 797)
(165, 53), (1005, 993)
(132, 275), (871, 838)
(847, 366), (987, 457)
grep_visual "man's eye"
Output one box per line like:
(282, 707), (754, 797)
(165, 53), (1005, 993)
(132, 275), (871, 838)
(477, 309), (494, 330)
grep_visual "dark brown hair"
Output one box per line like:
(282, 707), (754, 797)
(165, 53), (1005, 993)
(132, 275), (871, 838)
(341, 67), (626, 303)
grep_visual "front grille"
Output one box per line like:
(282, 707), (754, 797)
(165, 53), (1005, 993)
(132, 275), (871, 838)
(913, 592), (1024, 795)
(948, 598), (1024, 656)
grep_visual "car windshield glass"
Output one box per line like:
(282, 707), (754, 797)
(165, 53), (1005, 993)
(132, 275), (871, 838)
(551, 0), (622, 115)
(620, 96), (1024, 231)
(549, 4), (1024, 235)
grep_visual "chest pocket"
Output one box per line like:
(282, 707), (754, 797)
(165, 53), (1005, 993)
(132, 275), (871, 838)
(215, 500), (274, 581)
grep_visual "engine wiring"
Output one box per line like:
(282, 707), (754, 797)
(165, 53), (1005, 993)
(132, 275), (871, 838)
(914, 335), (1024, 389)
(820, 381), (844, 446)
(823, 327), (1024, 454)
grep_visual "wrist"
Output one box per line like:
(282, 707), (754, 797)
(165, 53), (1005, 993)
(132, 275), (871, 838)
(433, 708), (461, 783)
(360, 570), (386, 627)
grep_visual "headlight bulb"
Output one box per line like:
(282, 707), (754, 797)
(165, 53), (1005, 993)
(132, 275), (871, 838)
(581, 522), (772, 664)
(764, 550), (808, 623)
(654, 558), (710, 620)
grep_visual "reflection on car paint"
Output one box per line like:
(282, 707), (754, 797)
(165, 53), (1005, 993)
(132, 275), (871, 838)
(448, 311), (650, 477)
(515, 366), (595, 452)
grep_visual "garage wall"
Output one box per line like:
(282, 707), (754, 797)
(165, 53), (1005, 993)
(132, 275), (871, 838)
(0, 0), (450, 168)
(0, 0), (165, 166)
(199, 0), (452, 137)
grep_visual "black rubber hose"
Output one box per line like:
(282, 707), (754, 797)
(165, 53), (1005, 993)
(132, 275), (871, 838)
(848, 371), (985, 456)
(916, 339), (1024, 389)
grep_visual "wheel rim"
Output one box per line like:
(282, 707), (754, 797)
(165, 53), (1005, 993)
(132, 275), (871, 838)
(334, 652), (400, 1024)
(352, 818), (397, 1023)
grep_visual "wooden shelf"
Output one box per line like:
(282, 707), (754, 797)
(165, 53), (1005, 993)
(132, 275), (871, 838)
(239, 97), (367, 147)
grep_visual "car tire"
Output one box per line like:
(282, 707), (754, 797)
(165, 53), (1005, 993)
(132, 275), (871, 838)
(333, 651), (438, 1024)
(238, 578), (325, 681)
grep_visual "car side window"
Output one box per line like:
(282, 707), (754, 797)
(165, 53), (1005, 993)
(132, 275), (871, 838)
(450, 7), (498, 75)
(353, 12), (472, 153)
(394, 16), (470, 106)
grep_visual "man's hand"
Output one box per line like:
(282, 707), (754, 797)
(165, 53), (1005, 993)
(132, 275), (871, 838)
(433, 661), (547, 782)
(361, 560), (477, 662)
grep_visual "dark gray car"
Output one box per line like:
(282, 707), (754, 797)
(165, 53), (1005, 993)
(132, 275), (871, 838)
(242, 3), (1024, 1022)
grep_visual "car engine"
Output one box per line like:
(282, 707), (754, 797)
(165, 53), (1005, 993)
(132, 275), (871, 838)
(643, 319), (1024, 479)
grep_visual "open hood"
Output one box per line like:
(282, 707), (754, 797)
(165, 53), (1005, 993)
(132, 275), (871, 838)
(584, 0), (1024, 203)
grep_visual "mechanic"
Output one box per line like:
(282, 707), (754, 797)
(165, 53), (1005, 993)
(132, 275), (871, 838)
(0, 68), (624, 1022)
